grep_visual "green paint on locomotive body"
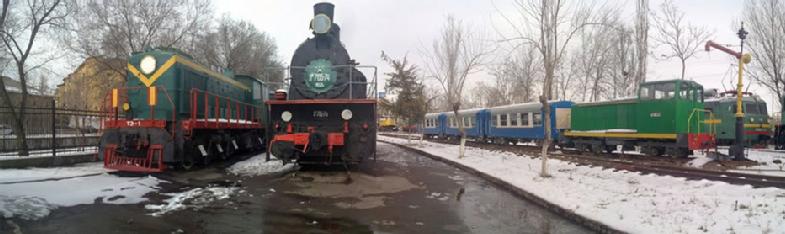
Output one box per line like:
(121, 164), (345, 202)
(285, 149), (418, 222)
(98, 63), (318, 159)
(571, 98), (637, 132)
(704, 95), (770, 143)
(571, 79), (707, 136)
(124, 48), (264, 121)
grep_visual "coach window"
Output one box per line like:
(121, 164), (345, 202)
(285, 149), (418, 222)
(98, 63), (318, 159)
(500, 113), (508, 127)
(533, 112), (542, 126)
(510, 113), (518, 127)
(252, 82), (262, 99)
(522, 113), (530, 127)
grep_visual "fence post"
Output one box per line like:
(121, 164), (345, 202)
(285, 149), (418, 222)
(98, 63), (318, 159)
(51, 99), (56, 157)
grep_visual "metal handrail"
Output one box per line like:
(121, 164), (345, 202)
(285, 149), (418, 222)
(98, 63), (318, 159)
(688, 108), (718, 136)
(189, 88), (263, 128)
(281, 65), (379, 100)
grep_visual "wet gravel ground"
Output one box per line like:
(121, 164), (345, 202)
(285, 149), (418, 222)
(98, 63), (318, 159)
(4, 143), (589, 234)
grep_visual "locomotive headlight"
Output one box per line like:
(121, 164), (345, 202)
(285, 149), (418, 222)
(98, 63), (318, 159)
(341, 109), (352, 120)
(281, 111), (293, 122)
(311, 14), (332, 34)
(140, 55), (156, 75)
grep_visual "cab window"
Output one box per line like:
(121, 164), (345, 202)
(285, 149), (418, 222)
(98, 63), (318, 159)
(640, 82), (676, 100)
(253, 82), (262, 99)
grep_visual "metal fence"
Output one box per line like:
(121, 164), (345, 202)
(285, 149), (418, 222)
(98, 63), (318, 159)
(0, 101), (107, 157)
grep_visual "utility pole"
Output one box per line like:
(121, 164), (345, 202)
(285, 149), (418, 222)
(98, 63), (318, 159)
(704, 23), (750, 160)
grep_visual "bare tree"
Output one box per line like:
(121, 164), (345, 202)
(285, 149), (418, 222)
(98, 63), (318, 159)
(421, 15), (489, 158)
(498, 0), (609, 177)
(743, 0), (785, 109)
(652, 0), (712, 80)
(633, 0), (649, 88)
(0, 0), (70, 156)
(62, 0), (212, 76)
(573, 16), (616, 102)
(491, 44), (541, 104)
(192, 15), (283, 83)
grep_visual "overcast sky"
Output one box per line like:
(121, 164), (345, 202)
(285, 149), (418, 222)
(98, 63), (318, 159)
(214, 1), (778, 111)
(48, 1), (774, 113)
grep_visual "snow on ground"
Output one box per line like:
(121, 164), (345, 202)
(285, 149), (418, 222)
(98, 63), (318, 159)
(145, 186), (243, 216)
(379, 135), (785, 234)
(0, 147), (97, 159)
(0, 162), (162, 220)
(729, 148), (785, 177)
(685, 155), (715, 168)
(227, 153), (298, 176)
(0, 162), (106, 183)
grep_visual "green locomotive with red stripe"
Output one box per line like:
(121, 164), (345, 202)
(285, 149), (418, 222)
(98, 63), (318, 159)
(99, 48), (270, 172)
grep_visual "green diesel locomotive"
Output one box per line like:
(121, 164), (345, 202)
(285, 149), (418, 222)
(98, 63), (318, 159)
(562, 79), (715, 157)
(703, 91), (770, 146)
(99, 48), (271, 172)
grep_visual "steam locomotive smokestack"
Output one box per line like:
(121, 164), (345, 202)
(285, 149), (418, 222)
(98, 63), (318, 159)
(312, 2), (339, 41)
(314, 2), (334, 21)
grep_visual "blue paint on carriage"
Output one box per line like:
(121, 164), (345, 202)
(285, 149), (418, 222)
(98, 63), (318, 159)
(484, 101), (573, 142)
(421, 101), (572, 142)
(444, 108), (488, 138)
(423, 112), (447, 137)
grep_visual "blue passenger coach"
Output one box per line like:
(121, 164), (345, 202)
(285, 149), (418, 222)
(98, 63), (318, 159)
(423, 112), (446, 138)
(484, 101), (573, 144)
(444, 108), (488, 139)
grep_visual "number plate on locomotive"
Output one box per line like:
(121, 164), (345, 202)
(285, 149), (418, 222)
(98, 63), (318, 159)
(313, 111), (329, 118)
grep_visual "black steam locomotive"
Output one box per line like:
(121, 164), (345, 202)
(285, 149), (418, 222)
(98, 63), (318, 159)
(267, 3), (377, 165)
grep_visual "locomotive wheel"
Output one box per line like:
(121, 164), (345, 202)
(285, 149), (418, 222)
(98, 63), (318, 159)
(182, 156), (196, 170)
(576, 144), (587, 154)
(182, 140), (197, 170)
(591, 145), (605, 154)
(654, 147), (665, 157)
(604, 145), (615, 154)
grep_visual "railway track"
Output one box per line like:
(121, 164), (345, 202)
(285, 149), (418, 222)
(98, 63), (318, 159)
(380, 133), (785, 189)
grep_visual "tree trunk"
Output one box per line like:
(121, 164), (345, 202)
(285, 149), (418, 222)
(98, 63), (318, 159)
(680, 59), (686, 80)
(540, 67), (554, 177)
(540, 94), (551, 177)
(453, 103), (465, 159)
(16, 66), (30, 156)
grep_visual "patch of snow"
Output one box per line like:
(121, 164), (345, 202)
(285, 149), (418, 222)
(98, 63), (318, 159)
(0, 163), (161, 220)
(709, 148), (785, 177)
(0, 147), (97, 159)
(0, 162), (106, 183)
(685, 155), (714, 168)
(379, 135), (785, 234)
(145, 186), (241, 216)
(227, 153), (297, 176)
